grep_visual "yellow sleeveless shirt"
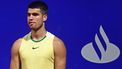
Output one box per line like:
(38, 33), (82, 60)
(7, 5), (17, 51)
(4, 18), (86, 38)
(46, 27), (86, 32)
(19, 32), (54, 69)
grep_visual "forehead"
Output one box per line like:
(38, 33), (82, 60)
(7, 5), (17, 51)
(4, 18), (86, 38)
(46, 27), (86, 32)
(28, 8), (41, 13)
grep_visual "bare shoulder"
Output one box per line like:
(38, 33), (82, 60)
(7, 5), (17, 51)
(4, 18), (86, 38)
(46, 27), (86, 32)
(11, 38), (22, 54)
(10, 38), (22, 69)
(53, 36), (66, 55)
(53, 36), (66, 49)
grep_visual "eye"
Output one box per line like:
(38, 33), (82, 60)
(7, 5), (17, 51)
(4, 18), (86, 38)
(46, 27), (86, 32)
(32, 13), (39, 16)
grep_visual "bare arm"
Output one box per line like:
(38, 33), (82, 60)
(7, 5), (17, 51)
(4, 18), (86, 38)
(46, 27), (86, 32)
(53, 37), (66, 69)
(10, 39), (22, 69)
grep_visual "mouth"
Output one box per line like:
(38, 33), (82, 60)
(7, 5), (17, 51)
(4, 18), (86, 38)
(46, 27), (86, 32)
(29, 22), (35, 23)
(29, 22), (36, 26)
(29, 22), (36, 24)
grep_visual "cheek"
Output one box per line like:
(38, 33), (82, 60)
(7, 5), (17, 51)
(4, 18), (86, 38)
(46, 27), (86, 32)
(37, 19), (42, 23)
(27, 17), (29, 21)
(37, 17), (43, 22)
(27, 19), (28, 22)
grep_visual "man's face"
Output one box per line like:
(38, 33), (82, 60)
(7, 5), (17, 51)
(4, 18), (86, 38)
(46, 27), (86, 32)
(28, 8), (47, 30)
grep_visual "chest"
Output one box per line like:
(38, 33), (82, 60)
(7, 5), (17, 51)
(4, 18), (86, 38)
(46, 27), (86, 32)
(19, 41), (54, 60)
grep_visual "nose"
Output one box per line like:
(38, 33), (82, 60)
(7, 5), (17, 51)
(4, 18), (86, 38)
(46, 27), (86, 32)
(29, 14), (34, 20)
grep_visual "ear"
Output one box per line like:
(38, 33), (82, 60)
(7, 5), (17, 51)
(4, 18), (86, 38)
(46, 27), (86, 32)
(43, 14), (48, 21)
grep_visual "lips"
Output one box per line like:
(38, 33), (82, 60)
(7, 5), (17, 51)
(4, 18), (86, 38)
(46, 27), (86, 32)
(29, 22), (35, 23)
(29, 22), (36, 25)
(29, 22), (36, 26)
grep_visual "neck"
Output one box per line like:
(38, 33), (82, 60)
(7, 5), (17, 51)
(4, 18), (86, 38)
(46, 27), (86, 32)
(31, 26), (47, 40)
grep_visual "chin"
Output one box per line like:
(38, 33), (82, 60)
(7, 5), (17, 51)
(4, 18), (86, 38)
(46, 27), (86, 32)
(30, 27), (38, 31)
